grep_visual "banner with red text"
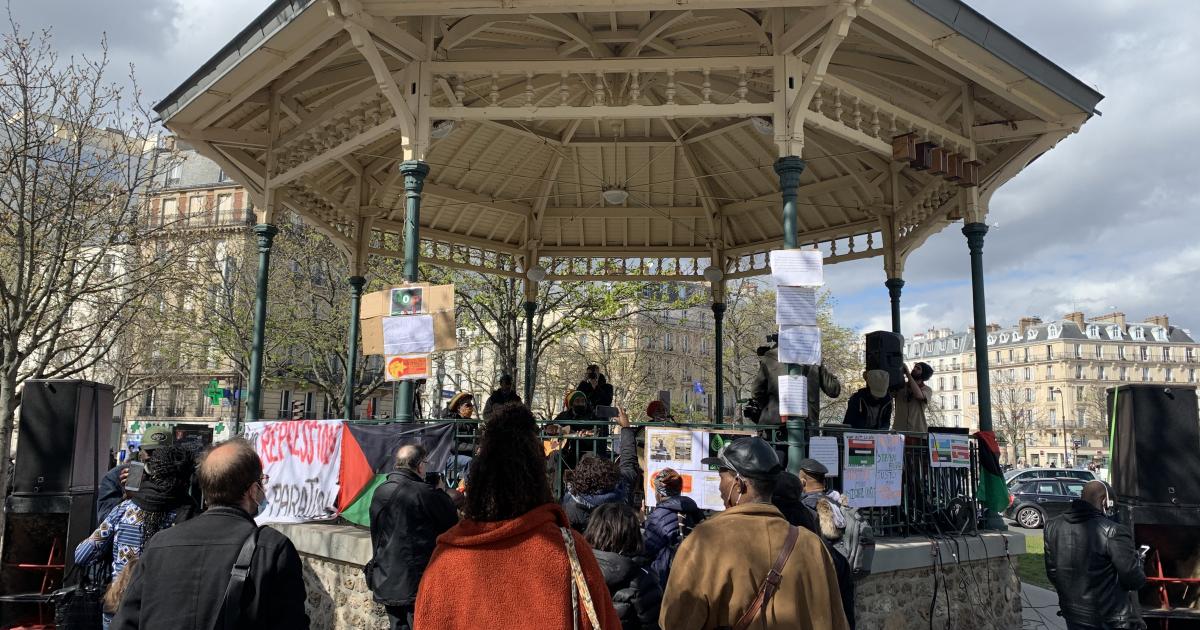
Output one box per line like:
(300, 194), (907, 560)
(245, 420), (344, 524)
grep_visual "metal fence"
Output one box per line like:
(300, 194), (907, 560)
(390, 417), (979, 538)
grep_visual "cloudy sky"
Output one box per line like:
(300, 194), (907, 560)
(12, 1), (1198, 336)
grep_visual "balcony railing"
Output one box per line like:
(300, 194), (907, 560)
(146, 208), (256, 230)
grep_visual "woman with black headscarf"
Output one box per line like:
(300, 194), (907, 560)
(74, 445), (198, 628)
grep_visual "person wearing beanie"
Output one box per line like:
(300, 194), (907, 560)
(842, 369), (894, 430)
(555, 390), (606, 467)
(642, 467), (704, 587)
(892, 362), (933, 433)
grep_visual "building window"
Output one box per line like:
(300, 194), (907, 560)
(1075, 386), (1084, 401)
(1190, 369), (1196, 383)
(1164, 347), (1173, 362)
(1023, 347), (1029, 362)
(1098, 366), (1106, 380)
(939, 395), (945, 408)
(1049, 409), (1057, 426)
(1095, 344), (1102, 358)
(969, 391), (976, 406)
(1008, 368), (1015, 380)
(664, 332), (672, 351)
(216, 193), (233, 222)
(1074, 344), (1082, 359)
(1076, 409), (1085, 427)
(1008, 349), (1014, 361)
(952, 375), (959, 389)
(1048, 387), (1056, 401)
(1046, 344), (1054, 360)
(1119, 346), (1127, 360)
(951, 358), (959, 370)
(188, 195), (206, 226)
(1188, 347), (1196, 362)
(953, 394), (960, 409)
(953, 414), (960, 427)
(1024, 367), (1032, 381)
(1166, 368), (1173, 382)
(1075, 364), (1085, 379)
(218, 168), (231, 182)
(1024, 388), (1032, 403)
(937, 377), (944, 391)
(166, 163), (182, 185)
(1140, 346), (1149, 361)
(1046, 365), (1054, 379)
(1143, 367), (1151, 381)
(1119, 366), (1127, 381)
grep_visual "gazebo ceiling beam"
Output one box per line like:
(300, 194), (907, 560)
(544, 206), (707, 219)
(423, 182), (532, 218)
(429, 102), (772, 121)
(270, 117), (402, 186)
(621, 10), (692, 57)
(276, 34), (355, 92)
(438, 15), (509, 52)
(530, 14), (611, 58)
(375, 220), (524, 255)
(973, 115), (1087, 144)
(363, 1), (835, 17)
(277, 79), (382, 147)
(720, 170), (872, 215)
(172, 125), (269, 149)
(427, 56), (773, 74)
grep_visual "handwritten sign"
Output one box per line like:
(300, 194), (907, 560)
(245, 420), (343, 524)
(930, 433), (972, 468)
(842, 432), (904, 508)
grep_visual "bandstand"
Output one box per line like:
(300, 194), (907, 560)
(155, 0), (1102, 471)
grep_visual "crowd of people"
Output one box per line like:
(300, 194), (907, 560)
(72, 361), (1149, 630)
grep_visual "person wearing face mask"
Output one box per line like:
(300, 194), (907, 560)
(111, 438), (309, 630)
(1045, 480), (1146, 630)
(659, 437), (849, 630)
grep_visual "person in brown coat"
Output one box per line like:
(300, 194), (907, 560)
(659, 437), (849, 630)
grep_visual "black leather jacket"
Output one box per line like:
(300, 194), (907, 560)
(1045, 500), (1146, 629)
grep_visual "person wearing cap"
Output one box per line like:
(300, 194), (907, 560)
(643, 467), (705, 587)
(891, 362), (933, 433)
(775, 468), (856, 629)
(660, 437), (849, 630)
(97, 429), (171, 523)
(842, 370), (894, 430)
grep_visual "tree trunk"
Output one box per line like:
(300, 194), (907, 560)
(0, 372), (20, 546)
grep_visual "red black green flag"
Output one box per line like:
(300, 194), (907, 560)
(973, 430), (1008, 513)
(337, 422), (457, 526)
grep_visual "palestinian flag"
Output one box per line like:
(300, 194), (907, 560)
(337, 422), (458, 526)
(973, 430), (1008, 513)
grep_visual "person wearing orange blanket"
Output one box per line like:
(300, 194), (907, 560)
(415, 404), (621, 630)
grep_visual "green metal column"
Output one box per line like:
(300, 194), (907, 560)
(712, 302), (726, 422)
(246, 224), (278, 422)
(395, 160), (429, 421)
(344, 275), (366, 420)
(774, 156), (806, 472)
(885, 277), (905, 335)
(523, 300), (536, 404)
(963, 222), (992, 433)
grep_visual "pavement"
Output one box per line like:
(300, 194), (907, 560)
(1009, 520), (1066, 630)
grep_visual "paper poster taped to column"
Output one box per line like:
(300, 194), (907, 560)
(842, 432), (904, 508)
(245, 419), (343, 524)
(381, 315), (435, 354)
(770, 249), (823, 286)
(778, 375), (809, 416)
(643, 427), (753, 511)
(385, 355), (431, 381)
(929, 432), (972, 468)
(776, 287), (818, 326)
(779, 325), (821, 364)
(808, 436), (840, 477)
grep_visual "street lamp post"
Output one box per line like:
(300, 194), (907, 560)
(1052, 387), (1069, 467)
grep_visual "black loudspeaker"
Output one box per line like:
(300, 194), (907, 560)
(10, 380), (113, 498)
(1109, 385), (1200, 507)
(865, 331), (905, 390)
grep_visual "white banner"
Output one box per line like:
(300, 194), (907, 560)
(245, 420), (343, 524)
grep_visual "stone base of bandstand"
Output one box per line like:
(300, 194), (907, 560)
(273, 523), (1027, 630)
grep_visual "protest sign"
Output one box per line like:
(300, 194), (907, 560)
(644, 427), (753, 511)
(841, 432), (904, 507)
(929, 432), (972, 468)
(245, 419), (343, 524)
(769, 249), (823, 286)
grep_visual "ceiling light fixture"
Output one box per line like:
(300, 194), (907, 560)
(702, 266), (725, 283)
(430, 120), (456, 139)
(526, 264), (547, 283)
(602, 186), (629, 205)
(751, 116), (774, 136)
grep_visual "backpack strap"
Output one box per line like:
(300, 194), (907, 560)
(216, 525), (265, 630)
(733, 526), (800, 630)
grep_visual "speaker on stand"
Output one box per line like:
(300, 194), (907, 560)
(865, 331), (905, 390)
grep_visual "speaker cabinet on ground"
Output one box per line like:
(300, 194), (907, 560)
(865, 331), (905, 391)
(1109, 384), (1200, 507)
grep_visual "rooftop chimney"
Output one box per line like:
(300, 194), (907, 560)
(1018, 316), (1043, 336)
(1089, 312), (1127, 327)
(986, 323), (1001, 333)
(1144, 314), (1170, 328)
(1064, 311), (1085, 327)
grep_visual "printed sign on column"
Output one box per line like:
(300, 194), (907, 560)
(245, 419), (343, 524)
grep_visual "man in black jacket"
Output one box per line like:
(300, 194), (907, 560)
(577, 364), (615, 408)
(1045, 481), (1146, 630)
(368, 443), (459, 630)
(483, 374), (521, 420)
(751, 345), (842, 426)
(112, 438), (309, 629)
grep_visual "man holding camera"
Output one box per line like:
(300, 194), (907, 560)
(1045, 480), (1146, 630)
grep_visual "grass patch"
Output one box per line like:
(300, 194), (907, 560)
(1017, 534), (1055, 592)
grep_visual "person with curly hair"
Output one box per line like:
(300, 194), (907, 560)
(75, 445), (197, 629)
(563, 455), (627, 532)
(415, 404), (621, 630)
(585, 503), (662, 629)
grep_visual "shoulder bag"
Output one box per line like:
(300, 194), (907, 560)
(214, 525), (266, 630)
(560, 527), (602, 630)
(733, 525), (800, 630)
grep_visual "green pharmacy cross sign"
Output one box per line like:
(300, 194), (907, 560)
(205, 379), (223, 405)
